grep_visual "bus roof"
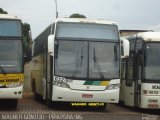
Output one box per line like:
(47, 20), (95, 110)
(125, 32), (160, 42)
(55, 18), (117, 25)
(0, 14), (20, 20)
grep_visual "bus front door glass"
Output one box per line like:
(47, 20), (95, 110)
(144, 43), (160, 81)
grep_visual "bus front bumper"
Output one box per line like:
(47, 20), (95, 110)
(51, 86), (119, 103)
(0, 86), (23, 99)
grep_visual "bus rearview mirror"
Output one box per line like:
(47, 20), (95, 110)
(48, 35), (54, 56)
(121, 37), (130, 58)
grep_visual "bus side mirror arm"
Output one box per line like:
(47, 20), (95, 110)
(48, 35), (54, 56)
(121, 37), (130, 58)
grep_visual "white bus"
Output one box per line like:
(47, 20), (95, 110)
(120, 32), (160, 109)
(31, 18), (129, 108)
(0, 14), (24, 108)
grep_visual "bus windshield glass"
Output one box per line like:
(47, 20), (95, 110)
(144, 43), (160, 81)
(0, 40), (23, 73)
(56, 22), (119, 41)
(0, 20), (21, 37)
(55, 40), (120, 79)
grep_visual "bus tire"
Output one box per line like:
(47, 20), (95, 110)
(34, 92), (44, 102)
(32, 79), (36, 92)
(32, 79), (40, 101)
(47, 99), (53, 108)
(101, 103), (107, 111)
(4, 99), (18, 109)
(10, 99), (18, 108)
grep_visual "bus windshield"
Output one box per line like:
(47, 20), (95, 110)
(144, 43), (160, 81)
(55, 40), (119, 79)
(0, 20), (21, 37)
(0, 40), (23, 73)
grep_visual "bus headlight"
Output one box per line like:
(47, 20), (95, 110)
(106, 84), (120, 90)
(53, 81), (70, 88)
(6, 82), (23, 88)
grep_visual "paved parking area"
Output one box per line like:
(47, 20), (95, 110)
(0, 92), (159, 120)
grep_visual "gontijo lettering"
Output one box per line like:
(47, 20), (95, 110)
(0, 74), (23, 85)
(0, 78), (19, 82)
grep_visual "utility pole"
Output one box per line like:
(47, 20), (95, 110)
(55, 0), (58, 18)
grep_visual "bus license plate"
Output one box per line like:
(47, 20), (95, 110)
(82, 94), (93, 98)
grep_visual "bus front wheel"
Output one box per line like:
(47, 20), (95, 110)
(0, 99), (18, 109)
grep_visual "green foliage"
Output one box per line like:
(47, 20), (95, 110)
(69, 13), (86, 18)
(22, 23), (31, 48)
(0, 8), (8, 14)
(22, 23), (31, 60)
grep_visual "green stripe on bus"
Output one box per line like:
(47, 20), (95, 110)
(83, 80), (110, 86)
(92, 81), (101, 85)
(83, 81), (94, 85)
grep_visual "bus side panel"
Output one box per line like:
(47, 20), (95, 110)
(124, 81), (135, 107)
(31, 56), (44, 96)
(31, 70), (43, 96)
(140, 83), (160, 109)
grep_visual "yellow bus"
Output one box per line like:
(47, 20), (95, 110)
(0, 14), (24, 108)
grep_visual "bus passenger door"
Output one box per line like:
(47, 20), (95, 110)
(124, 53), (135, 107)
(134, 50), (143, 107)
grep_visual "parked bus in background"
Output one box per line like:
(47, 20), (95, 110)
(120, 32), (160, 109)
(31, 18), (129, 108)
(0, 14), (24, 108)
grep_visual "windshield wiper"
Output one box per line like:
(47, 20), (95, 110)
(114, 43), (119, 61)
(93, 48), (104, 79)
(0, 65), (7, 75)
(72, 47), (84, 78)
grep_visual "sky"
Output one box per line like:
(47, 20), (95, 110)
(0, 0), (160, 39)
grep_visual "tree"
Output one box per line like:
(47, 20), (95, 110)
(0, 8), (8, 14)
(22, 23), (32, 61)
(69, 13), (86, 18)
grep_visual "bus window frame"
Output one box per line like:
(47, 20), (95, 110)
(142, 41), (160, 83)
